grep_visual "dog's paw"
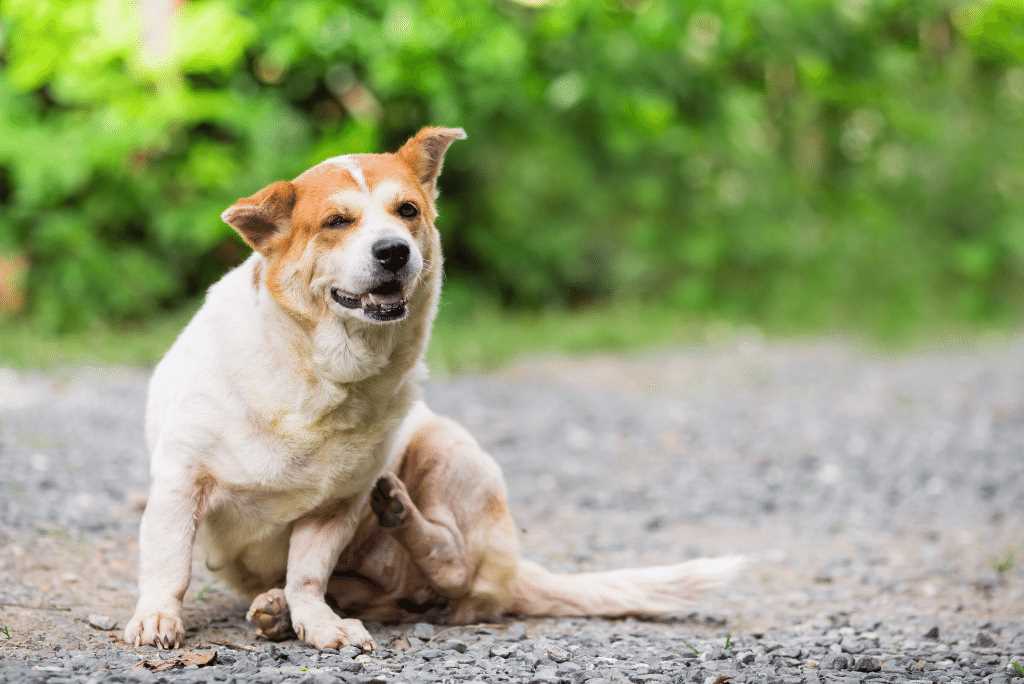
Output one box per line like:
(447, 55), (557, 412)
(292, 608), (376, 651)
(246, 588), (293, 641)
(370, 472), (411, 528)
(123, 608), (185, 649)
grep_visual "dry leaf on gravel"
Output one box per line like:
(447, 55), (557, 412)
(135, 650), (217, 672)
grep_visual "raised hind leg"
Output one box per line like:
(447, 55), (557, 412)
(368, 410), (523, 620)
(370, 472), (470, 598)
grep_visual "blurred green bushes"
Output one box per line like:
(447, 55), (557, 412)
(0, 0), (1023, 333)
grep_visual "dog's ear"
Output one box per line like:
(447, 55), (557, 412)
(397, 126), (467, 196)
(220, 180), (296, 254)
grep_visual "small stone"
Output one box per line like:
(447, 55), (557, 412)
(546, 646), (571, 663)
(736, 651), (756, 665)
(822, 654), (849, 670)
(443, 639), (468, 653)
(506, 622), (528, 641)
(923, 626), (940, 640)
(490, 644), (515, 658)
(532, 665), (558, 682)
(702, 675), (731, 684)
(974, 631), (998, 648)
(86, 614), (116, 631)
(338, 646), (361, 659)
(412, 623), (435, 640)
(700, 646), (726, 661)
(840, 638), (866, 654)
(854, 655), (881, 672)
(418, 648), (444, 660)
(231, 658), (258, 675)
(337, 659), (362, 672)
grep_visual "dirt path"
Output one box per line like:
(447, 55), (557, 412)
(2, 337), (1022, 682)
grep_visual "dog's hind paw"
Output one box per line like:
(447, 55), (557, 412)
(246, 588), (293, 641)
(370, 472), (411, 528)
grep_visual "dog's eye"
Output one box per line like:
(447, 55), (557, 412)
(323, 215), (353, 229)
(397, 202), (419, 219)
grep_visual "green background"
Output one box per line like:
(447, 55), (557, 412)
(1, 0), (1023, 366)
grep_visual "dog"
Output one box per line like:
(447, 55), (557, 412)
(125, 126), (744, 651)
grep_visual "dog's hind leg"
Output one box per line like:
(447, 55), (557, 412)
(370, 472), (470, 598)
(246, 588), (293, 641)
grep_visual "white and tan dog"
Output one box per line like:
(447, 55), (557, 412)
(125, 127), (743, 651)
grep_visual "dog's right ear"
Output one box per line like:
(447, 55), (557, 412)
(220, 180), (296, 254)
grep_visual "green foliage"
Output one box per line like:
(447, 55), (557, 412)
(0, 0), (1022, 333)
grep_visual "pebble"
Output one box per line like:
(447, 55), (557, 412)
(822, 654), (850, 670)
(531, 665), (558, 682)
(86, 615), (116, 631)
(490, 645), (516, 658)
(854, 655), (882, 672)
(546, 645), (571, 663)
(443, 639), (468, 653)
(411, 623), (435, 640)
(505, 623), (528, 641)
(974, 632), (998, 648)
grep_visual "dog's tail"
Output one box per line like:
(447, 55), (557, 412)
(508, 556), (746, 618)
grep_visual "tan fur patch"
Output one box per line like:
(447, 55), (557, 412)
(252, 260), (263, 291)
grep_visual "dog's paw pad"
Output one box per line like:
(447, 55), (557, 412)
(371, 473), (409, 528)
(246, 588), (293, 641)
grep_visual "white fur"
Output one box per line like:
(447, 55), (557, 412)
(323, 155), (369, 193)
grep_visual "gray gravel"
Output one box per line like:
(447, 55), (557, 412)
(2, 336), (1023, 682)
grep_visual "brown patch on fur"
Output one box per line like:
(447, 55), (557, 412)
(192, 470), (216, 525)
(251, 260), (263, 291)
(482, 493), (508, 520)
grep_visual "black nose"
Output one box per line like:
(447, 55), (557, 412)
(372, 239), (410, 273)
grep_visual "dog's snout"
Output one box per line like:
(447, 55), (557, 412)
(372, 239), (410, 273)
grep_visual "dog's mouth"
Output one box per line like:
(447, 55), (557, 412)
(330, 280), (408, 322)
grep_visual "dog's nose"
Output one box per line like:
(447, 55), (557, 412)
(372, 239), (410, 273)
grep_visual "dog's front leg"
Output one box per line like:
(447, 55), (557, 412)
(124, 474), (203, 648)
(285, 500), (376, 651)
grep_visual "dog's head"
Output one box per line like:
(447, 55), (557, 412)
(221, 126), (465, 325)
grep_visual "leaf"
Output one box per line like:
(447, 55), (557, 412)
(135, 650), (218, 672)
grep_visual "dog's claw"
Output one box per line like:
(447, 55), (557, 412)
(124, 608), (185, 649)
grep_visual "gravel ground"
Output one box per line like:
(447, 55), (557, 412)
(2, 336), (1023, 683)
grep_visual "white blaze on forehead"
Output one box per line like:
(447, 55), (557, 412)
(322, 154), (369, 193)
(328, 188), (369, 212)
(328, 180), (406, 215)
(371, 179), (403, 204)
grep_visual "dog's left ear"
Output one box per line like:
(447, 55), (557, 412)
(397, 126), (467, 197)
